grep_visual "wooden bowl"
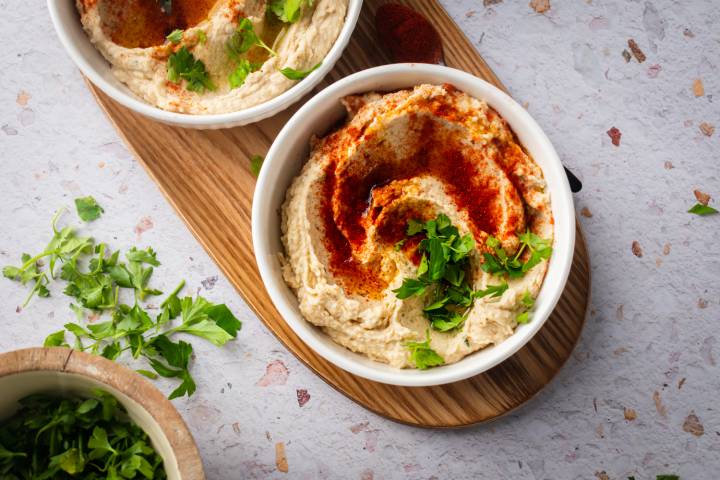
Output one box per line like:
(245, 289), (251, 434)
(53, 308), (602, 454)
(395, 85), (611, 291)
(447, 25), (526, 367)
(0, 347), (204, 480)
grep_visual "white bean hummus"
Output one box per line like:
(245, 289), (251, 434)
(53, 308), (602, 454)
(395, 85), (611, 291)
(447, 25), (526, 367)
(76, 0), (348, 114)
(281, 84), (554, 369)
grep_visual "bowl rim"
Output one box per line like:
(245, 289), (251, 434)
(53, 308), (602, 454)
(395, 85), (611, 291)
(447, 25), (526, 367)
(0, 347), (204, 479)
(252, 63), (575, 387)
(46, 0), (364, 128)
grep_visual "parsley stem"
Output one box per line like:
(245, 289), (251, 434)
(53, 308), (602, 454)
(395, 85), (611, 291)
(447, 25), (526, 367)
(161, 280), (185, 308)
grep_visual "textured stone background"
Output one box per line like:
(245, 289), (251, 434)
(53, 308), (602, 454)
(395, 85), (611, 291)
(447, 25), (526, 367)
(1, 1), (718, 479)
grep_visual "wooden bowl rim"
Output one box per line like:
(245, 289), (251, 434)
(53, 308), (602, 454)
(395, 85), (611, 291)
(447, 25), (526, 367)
(0, 347), (205, 479)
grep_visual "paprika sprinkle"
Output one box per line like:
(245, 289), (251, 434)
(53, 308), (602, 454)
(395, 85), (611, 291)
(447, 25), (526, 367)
(375, 3), (443, 64)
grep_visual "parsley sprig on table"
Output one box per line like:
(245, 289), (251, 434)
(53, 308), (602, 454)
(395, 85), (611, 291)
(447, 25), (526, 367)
(167, 46), (215, 93)
(3, 202), (241, 400)
(0, 390), (166, 479)
(688, 203), (718, 216)
(393, 214), (507, 333)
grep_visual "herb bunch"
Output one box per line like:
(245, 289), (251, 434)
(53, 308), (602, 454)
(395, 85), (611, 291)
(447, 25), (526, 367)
(167, 46), (215, 93)
(481, 230), (552, 278)
(0, 390), (166, 479)
(3, 201), (241, 400)
(393, 214), (508, 333)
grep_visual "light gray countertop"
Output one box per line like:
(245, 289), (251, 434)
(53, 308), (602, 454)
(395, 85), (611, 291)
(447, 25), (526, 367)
(1, 1), (718, 478)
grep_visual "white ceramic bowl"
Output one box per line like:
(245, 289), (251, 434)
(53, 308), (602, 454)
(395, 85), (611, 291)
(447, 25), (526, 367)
(253, 64), (575, 387)
(47, 0), (363, 129)
(0, 348), (204, 479)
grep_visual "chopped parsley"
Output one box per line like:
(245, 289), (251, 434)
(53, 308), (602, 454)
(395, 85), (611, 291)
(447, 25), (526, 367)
(516, 290), (535, 324)
(393, 214), (507, 334)
(3, 209), (241, 400)
(280, 62), (322, 80)
(195, 29), (207, 44)
(0, 390), (167, 478)
(404, 330), (444, 370)
(269, 0), (314, 23)
(688, 203), (718, 216)
(167, 46), (215, 93)
(74, 195), (104, 222)
(166, 29), (183, 44)
(227, 18), (277, 60)
(229, 59), (262, 89)
(481, 231), (552, 278)
(250, 154), (264, 177)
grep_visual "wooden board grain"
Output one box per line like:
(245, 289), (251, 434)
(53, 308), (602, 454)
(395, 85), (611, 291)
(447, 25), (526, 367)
(86, 0), (590, 427)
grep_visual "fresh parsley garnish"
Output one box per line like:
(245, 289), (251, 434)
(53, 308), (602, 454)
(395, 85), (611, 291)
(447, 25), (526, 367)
(166, 29), (183, 44)
(250, 154), (264, 177)
(393, 214), (507, 334)
(268, 0), (314, 23)
(516, 290), (535, 324)
(481, 231), (552, 278)
(0, 390), (167, 478)
(74, 195), (104, 222)
(227, 18), (277, 60)
(167, 46), (215, 93)
(4, 209), (241, 400)
(280, 62), (321, 80)
(229, 59), (262, 89)
(196, 30), (207, 44)
(404, 330), (444, 370)
(688, 203), (718, 216)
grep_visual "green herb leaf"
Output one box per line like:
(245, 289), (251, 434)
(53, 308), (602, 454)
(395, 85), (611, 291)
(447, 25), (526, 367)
(393, 277), (429, 299)
(43, 330), (67, 347)
(280, 62), (321, 80)
(166, 29), (184, 44)
(404, 330), (445, 369)
(74, 196), (104, 222)
(269, 0), (313, 23)
(474, 282), (509, 299)
(688, 203), (718, 216)
(250, 154), (264, 177)
(227, 18), (276, 59)
(167, 46), (216, 93)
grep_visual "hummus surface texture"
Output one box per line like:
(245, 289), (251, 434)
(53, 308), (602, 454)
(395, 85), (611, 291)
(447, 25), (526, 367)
(76, 0), (348, 114)
(281, 84), (554, 368)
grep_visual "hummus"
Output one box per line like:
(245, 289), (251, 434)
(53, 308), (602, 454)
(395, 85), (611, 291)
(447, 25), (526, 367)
(281, 84), (553, 368)
(76, 0), (348, 114)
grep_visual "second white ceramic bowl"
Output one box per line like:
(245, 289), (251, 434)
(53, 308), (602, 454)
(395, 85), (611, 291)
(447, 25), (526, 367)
(253, 64), (575, 387)
(47, 0), (363, 129)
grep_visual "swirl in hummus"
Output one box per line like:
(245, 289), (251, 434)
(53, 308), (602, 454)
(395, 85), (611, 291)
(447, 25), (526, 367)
(281, 84), (553, 368)
(75, 0), (348, 114)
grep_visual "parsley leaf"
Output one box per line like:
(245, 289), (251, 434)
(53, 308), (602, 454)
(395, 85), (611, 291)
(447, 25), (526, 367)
(166, 29), (183, 44)
(280, 62), (321, 80)
(516, 290), (535, 324)
(250, 154), (264, 177)
(74, 196), (104, 222)
(227, 18), (276, 60)
(481, 231), (552, 278)
(404, 330), (445, 369)
(688, 203), (718, 216)
(269, 0), (314, 23)
(167, 46), (215, 93)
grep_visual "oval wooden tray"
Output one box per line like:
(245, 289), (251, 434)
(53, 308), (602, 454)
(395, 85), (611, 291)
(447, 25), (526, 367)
(85, 0), (589, 427)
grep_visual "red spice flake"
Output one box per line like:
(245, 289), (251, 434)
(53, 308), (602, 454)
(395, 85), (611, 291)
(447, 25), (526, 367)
(296, 389), (311, 407)
(607, 127), (622, 146)
(663, 243), (671, 255)
(275, 442), (288, 473)
(580, 207), (593, 218)
(664, 161), (674, 170)
(16, 90), (30, 106)
(627, 39), (646, 63)
(694, 189), (711, 206)
(653, 390), (667, 418)
(529, 0), (550, 14)
(624, 408), (637, 421)
(375, 4), (443, 64)
(683, 412), (705, 437)
(699, 122), (715, 137)
(631, 241), (643, 258)
(255, 360), (289, 387)
(647, 64), (662, 78)
(693, 79), (705, 97)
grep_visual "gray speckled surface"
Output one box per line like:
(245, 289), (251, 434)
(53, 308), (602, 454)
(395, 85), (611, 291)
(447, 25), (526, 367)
(1, 1), (719, 478)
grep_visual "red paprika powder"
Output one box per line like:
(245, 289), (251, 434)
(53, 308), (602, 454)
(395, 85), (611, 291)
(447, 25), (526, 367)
(375, 3), (443, 64)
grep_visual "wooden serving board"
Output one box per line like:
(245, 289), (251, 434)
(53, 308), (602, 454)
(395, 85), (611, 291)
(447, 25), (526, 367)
(87, 0), (590, 427)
